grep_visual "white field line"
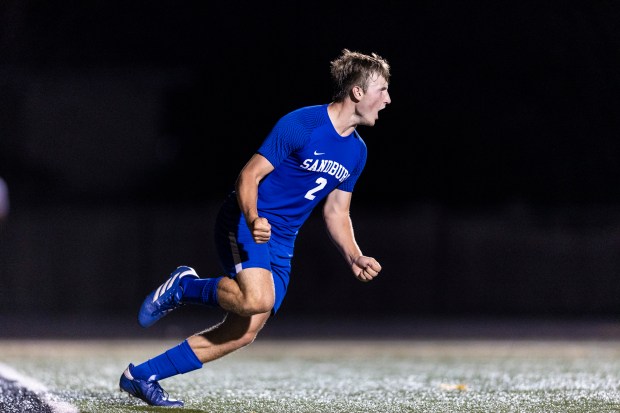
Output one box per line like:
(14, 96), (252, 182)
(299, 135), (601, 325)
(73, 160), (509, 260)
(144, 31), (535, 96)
(0, 362), (78, 413)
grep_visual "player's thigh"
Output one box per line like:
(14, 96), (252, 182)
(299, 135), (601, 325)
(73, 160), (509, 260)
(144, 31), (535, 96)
(236, 267), (275, 301)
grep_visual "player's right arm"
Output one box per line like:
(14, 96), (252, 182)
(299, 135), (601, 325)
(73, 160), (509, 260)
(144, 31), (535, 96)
(235, 153), (274, 244)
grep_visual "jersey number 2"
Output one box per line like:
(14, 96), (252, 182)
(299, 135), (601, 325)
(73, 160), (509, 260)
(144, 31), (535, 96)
(304, 177), (327, 200)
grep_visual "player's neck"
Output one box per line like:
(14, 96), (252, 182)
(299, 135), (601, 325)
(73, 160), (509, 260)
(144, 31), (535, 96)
(327, 101), (358, 137)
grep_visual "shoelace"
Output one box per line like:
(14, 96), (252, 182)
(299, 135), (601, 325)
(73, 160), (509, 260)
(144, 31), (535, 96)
(156, 290), (182, 314)
(145, 380), (172, 402)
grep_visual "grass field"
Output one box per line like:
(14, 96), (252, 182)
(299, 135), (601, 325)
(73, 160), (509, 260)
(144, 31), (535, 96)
(1, 337), (620, 413)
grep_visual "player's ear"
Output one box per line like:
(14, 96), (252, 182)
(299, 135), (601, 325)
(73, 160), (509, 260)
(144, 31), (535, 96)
(350, 85), (364, 101)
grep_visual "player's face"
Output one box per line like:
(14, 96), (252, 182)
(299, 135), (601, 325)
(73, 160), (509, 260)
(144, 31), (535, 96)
(356, 74), (391, 127)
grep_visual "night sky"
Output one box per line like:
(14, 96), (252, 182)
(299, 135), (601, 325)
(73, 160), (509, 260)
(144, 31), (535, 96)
(2, 1), (620, 208)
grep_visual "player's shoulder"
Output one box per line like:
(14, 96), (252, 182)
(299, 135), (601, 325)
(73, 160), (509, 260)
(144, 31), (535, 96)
(279, 104), (329, 128)
(352, 129), (366, 146)
(287, 104), (327, 116)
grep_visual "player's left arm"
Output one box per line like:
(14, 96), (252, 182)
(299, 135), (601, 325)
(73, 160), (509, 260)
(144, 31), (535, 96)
(322, 188), (382, 282)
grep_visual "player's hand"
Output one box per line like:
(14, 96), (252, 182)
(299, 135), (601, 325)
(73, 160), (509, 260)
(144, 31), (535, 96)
(352, 255), (381, 282)
(250, 217), (271, 244)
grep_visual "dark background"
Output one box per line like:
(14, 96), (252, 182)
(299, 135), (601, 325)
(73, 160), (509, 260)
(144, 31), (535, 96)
(2, 1), (620, 328)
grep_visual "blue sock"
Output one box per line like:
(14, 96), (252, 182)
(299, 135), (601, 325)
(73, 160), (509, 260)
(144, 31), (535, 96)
(131, 340), (202, 381)
(180, 276), (223, 307)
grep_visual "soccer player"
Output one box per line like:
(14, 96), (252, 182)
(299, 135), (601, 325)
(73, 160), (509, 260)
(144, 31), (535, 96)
(119, 48), (391, 407)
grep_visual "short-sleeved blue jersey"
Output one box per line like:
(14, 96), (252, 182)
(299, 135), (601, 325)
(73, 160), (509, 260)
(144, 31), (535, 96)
(256, 104), (367, 247)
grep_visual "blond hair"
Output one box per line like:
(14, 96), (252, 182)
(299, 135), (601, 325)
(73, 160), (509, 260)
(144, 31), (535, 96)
(330, 49), (391, 102)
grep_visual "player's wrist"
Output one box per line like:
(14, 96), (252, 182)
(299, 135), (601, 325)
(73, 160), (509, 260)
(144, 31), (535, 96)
(349, 254), (363, 267)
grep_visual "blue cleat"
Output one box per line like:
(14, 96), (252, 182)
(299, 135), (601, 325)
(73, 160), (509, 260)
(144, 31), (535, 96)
(119, 363), (184, 407)
(138, 265), (199, 328)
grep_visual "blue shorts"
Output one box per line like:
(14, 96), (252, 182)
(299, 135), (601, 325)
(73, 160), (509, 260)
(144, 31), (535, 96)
(214, 194), (293, 314)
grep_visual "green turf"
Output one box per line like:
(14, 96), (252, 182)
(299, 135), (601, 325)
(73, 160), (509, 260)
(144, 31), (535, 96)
(1, 339), (620, 412)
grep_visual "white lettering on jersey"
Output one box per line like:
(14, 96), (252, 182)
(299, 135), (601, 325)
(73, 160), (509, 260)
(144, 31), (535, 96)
(300, 159), (350, 182)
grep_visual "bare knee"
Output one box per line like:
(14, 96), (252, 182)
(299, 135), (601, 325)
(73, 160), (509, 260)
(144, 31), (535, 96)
(233, 313), (269, 347)
(237, 292), (274, 316)
(219, 269), (275, 316)
(235, 328), (261, 348)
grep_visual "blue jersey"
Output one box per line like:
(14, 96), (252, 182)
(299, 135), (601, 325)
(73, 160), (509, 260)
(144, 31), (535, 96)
(256, 104), (367, 247)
